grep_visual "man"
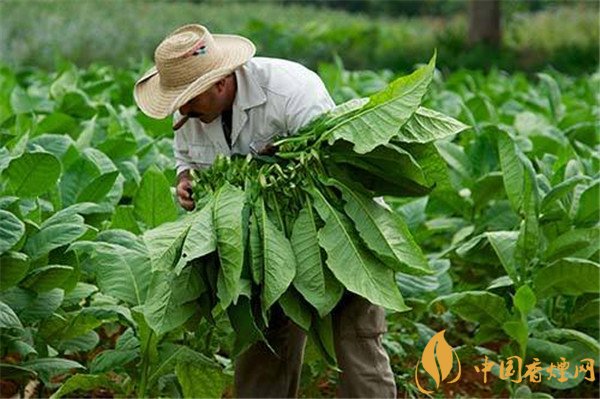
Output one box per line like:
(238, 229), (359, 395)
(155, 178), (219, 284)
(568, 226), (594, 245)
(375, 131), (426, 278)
(134, 24), (396, 398)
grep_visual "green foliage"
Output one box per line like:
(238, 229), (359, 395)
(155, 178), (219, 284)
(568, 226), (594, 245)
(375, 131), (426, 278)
(0, 50), (597, 397)
(0, 1), (597, 74)
(329, 54), (437, 153)
(291, 205), (343, 317)
(134, 165), (178, 228)
(323, 54), (598, 397)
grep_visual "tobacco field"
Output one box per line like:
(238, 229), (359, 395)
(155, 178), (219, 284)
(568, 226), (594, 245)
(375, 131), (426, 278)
(0, 53), (598, 399)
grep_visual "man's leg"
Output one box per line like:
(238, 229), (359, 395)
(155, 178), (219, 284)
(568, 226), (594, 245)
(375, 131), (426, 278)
(333, 293), (397, 398)
(234, 305), (307, 398)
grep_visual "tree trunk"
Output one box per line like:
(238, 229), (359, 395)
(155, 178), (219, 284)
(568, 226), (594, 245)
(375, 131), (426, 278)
(468, 0), (501, 47)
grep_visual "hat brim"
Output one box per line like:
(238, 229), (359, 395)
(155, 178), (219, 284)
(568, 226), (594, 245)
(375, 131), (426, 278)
(134, 34), (255, 119)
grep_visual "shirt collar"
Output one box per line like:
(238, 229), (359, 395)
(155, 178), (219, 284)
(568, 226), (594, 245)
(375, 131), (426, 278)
(233, 62), (267, 111)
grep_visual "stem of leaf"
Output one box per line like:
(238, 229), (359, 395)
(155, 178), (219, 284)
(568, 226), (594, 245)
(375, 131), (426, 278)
(137, 330), (154, 398)
(204, 327), (214, 353)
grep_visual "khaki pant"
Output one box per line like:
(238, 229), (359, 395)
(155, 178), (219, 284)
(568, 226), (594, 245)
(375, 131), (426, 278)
(234, 293), (397, 398)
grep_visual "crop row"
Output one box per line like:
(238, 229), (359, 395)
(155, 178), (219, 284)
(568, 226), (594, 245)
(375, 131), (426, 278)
(0, 61), (597, 397)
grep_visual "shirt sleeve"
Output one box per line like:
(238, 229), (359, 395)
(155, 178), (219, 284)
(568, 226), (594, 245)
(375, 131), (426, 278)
(284, 74), (335, 135)
(173, 111), (194, 176)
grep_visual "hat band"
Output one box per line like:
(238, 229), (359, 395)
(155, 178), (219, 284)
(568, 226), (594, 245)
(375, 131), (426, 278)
(158, 46), (224, 88)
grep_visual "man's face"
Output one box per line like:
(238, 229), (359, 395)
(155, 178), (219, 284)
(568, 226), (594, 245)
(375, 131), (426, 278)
(178, 82), (225, 124)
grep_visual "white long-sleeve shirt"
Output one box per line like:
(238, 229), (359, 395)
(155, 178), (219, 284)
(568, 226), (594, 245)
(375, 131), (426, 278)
(173, 57), (335, 175)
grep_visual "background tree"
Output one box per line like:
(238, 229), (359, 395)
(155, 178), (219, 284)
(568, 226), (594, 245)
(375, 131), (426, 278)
(468, 0), (501, 47)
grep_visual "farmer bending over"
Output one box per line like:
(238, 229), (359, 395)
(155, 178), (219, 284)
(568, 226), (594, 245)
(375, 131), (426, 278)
(133, 24), (396, 398)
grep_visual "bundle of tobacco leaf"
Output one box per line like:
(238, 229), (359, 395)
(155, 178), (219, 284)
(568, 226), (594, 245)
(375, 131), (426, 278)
(140, 54), (468, 361)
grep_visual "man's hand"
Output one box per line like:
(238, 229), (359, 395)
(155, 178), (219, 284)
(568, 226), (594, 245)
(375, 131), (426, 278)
(258, 143), (278, 156)
(176, 170), (195, 211)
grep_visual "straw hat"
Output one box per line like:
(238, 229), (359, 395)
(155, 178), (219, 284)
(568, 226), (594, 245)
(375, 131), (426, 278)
(134, 24), (256, 119)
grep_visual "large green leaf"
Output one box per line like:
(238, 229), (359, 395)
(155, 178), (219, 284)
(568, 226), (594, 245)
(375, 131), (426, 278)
(471, 172), (505, 210)
(537, 73), (563, 122)
(5, 339), (37, 359)
(397, 106), (469, 142)
(335, 180), (430, 275)
(310, 188), (409, 312)
(497, 131), (524, 213)
(526, 338), (574, 363)
(291, 206), (343, 317)
(259, 198), (296, 310)
(532, 341), (590, 390)
(502, 319), (528, 354)
(143, 215), (192, 273)
(62, 283), (98, 308)
(0, 148), (12, 175)
(39, 307), (115, 343)
(76, 170), (119, 203)
(536, 328), (600, 357)
(23, 221), (87, 260)
(0, 252), (30, 290)
(309, 314), (337, 366)
(227, 295), (267, 357)
(514, 285), (536, 315)
(529, 331), (596, 390)
(541, 175), (589, 213)
(56, 331), (100, 353)
(515, 154), (540, 268)
(174, 199), (216, 273)
(534, 258), (600, 298)
(544, 227), (600, 261)
(279, 287), (312, 331)
(327, 142), (432, 197)
(0, 300), (22, 329)
(571, 298), (600, 325)
(434, 140), (473, 182)
(176, 362), (229, 399)
(329, 54), (435, 153)
(486, 231), (519, 283)
(29, 134), (74, 161)
(397, 259), (450, 297)
(249, 210), (264, 285)
(4, 152), (61, 197)
(435, 291), (510, 327)
(0, 363), (36, 381)
(402, 142), (455, 194)
(8, 132), (30, 158)
(70, 306), (132, 336)
(20, 265), (73, 293)
(35, 113), (78, 136)
(49, 68), (78, 101)
(133, 165), (178, 228)
(110, 205), (141, 234)
(60, 156), (99, 207)
(40, 203), (96, 228)
(60, 90), (95, 119)
(90, 349), (139, 373)
(574, 179), (599, 225)
(147, 343), (215, 388)
(142, 267), (205, 336)
(50, 374), (121, 399)
(0, 287), (64, 323)
(21, 358), (85, 385)
(10, 85), (36, 114)
(213, 182), (245, 309)
(71, 238), (150, 306)
(0, 210), (24, 254)
(132, 309), (159, 372)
